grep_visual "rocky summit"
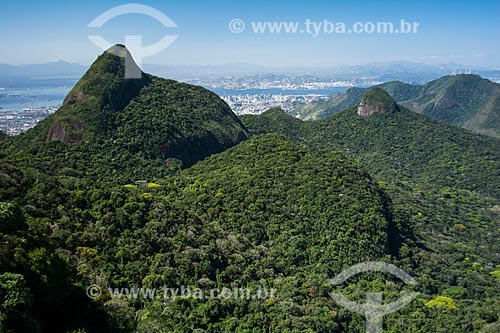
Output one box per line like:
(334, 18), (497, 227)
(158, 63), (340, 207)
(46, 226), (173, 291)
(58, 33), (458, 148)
(357, 87), (400, 116)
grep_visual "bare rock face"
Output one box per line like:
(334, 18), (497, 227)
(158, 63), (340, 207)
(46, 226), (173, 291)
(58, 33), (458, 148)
(358, 87), (399, 116)
(46, 117), (85, 143)
(357, 101), (383, 116)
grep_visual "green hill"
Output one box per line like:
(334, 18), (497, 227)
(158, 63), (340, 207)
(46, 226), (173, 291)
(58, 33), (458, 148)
(0, 133), (409, 332)
(243, 90), (500, 198)
(113, 76), (249, 167)
(294, 74), (500, 139)
(182, 134), (401, 262)
(3, 45), (249, 177)
(1, 49), (499, 333)
(2, 126), (499, 332)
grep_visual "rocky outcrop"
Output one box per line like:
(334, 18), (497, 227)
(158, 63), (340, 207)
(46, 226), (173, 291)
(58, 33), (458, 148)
(46, 117), (85, 143)
(357, 101), (384, 116)
(358, 87), (399, 116)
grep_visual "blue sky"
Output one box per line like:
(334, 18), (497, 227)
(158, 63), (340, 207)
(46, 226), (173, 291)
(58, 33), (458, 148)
(0, 0), (499, 67)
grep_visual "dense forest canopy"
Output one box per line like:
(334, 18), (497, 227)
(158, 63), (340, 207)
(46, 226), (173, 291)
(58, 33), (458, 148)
(1, 48), (499, 332)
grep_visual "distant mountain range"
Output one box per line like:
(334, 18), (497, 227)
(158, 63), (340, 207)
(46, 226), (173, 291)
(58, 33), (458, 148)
(1, 46), (499, 332)
(7, 45), (249, 173)
(293, 74), (500, 139)
(145, 61), (499, 82)
(0, 61), (87, 78)
(1, 60), (499, 86)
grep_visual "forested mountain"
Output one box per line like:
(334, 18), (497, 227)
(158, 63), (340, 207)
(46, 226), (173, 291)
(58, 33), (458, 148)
(1, 48), (499, 332)
(244, 89), (500, 198)
(294, 74), (500, 139)
(3, 44), (249, 177)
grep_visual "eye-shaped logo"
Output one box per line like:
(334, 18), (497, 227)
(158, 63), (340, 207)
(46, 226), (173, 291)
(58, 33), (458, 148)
(87, 3), (178, 78)
(329, 261), (419, 333)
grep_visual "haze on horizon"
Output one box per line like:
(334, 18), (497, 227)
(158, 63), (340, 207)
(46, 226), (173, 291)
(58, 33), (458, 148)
(0, 0), (499, 68)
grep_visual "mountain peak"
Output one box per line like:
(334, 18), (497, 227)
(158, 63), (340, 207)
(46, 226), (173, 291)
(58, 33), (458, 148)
(357, 87), (400, 116)
(62, 44), (149, 108)
(25, 46), (250, 169)
(47, 46), (151, 142)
